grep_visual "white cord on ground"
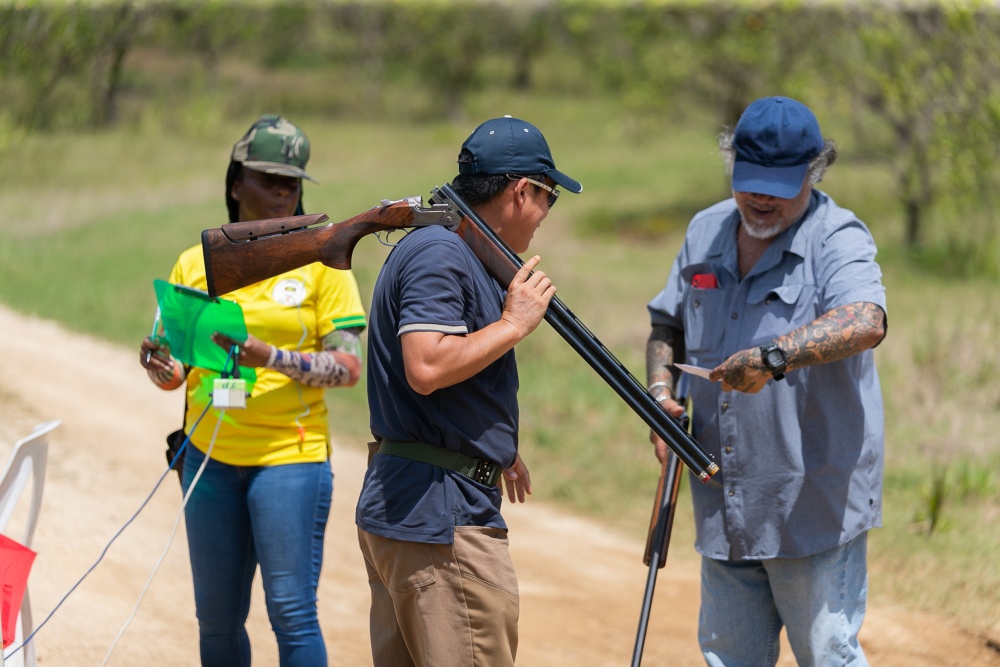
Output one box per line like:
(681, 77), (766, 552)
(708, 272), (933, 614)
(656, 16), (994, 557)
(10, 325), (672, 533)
(3, 401), (214, 661)
(99, 408), (225, 666)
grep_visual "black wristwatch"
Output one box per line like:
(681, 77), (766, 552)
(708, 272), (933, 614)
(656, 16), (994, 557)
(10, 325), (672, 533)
(759, 343), (787, 381)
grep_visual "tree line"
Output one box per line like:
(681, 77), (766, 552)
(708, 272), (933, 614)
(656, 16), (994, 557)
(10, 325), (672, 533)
(2, 0), (999, 266)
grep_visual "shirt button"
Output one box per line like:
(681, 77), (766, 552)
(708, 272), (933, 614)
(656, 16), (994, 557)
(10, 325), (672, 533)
(725, 446), (733, 453)
(694, 300), (701, 308)
(721, 402), (729, 411)
(728, 489), (735, 497)
(765, 297), (772, 305)
(730, 312), (738, 319)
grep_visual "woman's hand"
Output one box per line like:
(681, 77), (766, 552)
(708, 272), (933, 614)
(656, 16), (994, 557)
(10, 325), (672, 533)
(139, 336), (184, 390)
(139, 336), (171, 371)
(211, 332), (272, 368)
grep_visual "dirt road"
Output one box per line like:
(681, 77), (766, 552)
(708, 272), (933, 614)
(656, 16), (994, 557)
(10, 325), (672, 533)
(1, 304), (997, 666)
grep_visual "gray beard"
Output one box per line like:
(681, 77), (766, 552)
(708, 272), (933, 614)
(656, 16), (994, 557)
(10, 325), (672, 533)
(740, 214), (785, 240)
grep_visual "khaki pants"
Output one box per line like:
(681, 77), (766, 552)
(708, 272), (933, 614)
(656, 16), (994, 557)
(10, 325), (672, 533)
(358, 526), (519, 667)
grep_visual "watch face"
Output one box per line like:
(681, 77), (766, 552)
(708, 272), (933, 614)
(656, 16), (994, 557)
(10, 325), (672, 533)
(761, 344), (786, 380)
(761, 345), (786, 372)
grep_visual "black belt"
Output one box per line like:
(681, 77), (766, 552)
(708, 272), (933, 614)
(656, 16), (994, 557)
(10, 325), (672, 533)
(377, 439), (503, 486)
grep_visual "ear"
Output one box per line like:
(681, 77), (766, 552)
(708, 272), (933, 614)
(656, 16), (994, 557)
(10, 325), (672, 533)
(509, 177), (528, 210)
(230, 178), (242, 202)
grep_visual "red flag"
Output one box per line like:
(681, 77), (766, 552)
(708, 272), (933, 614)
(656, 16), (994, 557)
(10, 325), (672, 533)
(0, 534), (36, 648)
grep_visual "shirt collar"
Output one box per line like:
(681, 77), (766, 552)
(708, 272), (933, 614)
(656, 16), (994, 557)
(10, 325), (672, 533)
(719, 190), (823, 281)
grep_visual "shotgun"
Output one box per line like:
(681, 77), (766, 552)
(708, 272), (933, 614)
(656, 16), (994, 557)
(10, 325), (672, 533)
(200, 186), (719, 481)
(631, 392), (690, 667)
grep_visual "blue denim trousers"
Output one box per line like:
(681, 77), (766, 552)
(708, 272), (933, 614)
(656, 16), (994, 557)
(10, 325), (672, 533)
(181, 445), (333, 667)
(699, 532), (869, 667)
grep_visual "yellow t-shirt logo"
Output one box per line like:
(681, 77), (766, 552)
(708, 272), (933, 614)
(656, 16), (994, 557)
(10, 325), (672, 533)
(272, 279), (306, 306)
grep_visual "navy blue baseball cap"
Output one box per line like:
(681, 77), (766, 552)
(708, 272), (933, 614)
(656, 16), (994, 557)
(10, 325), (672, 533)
(732, 97), (823, 199)
(458, 115), (583, 194)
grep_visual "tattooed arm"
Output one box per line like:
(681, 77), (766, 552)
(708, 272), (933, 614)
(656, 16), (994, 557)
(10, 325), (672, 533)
(646, 324), (687, 461)
(211, 327), (364, 388)
(646, 324), (685, 401)
(711, 301), (887, 393)
(265, 326), (364, 388)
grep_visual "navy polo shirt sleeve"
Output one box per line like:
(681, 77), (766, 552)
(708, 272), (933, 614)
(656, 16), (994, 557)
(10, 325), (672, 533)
(396, 233), (476, 336)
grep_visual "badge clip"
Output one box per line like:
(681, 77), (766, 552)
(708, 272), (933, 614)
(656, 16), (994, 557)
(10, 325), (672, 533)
(213, 378), (247, 409)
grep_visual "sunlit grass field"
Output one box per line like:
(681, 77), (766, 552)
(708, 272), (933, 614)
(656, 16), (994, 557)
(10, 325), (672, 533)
(1, 90), (997, 636)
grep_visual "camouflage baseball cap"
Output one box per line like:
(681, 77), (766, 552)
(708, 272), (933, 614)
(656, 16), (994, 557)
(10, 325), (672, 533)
(230, 114), (316, 182)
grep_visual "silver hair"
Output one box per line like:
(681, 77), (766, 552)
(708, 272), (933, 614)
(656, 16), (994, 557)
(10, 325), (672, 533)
(718, 128), (838, 186)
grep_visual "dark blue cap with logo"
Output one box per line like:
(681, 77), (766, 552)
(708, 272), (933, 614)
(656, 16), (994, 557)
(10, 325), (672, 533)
(732, 97), (823, 199)
(458, 115), (583, 194)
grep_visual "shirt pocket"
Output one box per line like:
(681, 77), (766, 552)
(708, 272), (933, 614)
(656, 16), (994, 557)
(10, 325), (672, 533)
(683, 287), (729, 356)
(746, 283), (817, 340)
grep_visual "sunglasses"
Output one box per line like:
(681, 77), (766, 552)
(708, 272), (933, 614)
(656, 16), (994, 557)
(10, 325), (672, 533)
(507, 174), (560, 209)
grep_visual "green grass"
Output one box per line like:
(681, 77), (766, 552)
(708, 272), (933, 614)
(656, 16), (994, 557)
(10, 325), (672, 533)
(2, 87), (998, 637)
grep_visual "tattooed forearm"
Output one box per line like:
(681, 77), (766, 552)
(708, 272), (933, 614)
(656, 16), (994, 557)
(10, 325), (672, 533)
(266, 327), (363, 388)
(646, 324), (685, 395)
(324, 327), (363, 359)
(779, 302), (886, 371)
(266, 349), (352, 387)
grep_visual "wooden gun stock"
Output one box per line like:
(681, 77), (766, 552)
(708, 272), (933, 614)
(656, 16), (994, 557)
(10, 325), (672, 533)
(201, 202), (433, 296)
(643, 449), (683, 568)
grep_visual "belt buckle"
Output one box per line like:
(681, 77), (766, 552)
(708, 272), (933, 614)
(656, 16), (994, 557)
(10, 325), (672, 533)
(472, 459), (498, 485)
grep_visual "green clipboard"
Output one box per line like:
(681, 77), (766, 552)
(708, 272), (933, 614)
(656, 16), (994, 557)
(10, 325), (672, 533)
(152, 279), (257, 390)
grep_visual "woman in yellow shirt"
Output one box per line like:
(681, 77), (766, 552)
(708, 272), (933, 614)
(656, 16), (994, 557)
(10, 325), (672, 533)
(139, 114), (366, 666)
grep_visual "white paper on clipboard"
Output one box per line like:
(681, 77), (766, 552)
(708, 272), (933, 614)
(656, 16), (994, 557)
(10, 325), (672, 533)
(674, 363), (717, 381)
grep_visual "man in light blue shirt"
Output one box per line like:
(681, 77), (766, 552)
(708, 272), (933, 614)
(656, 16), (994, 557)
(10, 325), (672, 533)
(646, 96), (887, 666)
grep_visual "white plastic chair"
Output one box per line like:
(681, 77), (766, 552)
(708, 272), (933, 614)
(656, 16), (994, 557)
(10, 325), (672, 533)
(0, 420), (59, 667)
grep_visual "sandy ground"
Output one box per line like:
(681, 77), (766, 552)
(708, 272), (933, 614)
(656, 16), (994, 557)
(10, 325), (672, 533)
(0, 303), (998, 666)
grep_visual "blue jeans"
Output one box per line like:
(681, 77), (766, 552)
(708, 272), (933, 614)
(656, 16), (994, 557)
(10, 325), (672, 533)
(699, 533), (869, 667)
(182, 445), (333, 667)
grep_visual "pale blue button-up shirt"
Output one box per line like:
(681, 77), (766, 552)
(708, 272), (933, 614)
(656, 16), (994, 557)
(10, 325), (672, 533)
(648, 190), (886, 560)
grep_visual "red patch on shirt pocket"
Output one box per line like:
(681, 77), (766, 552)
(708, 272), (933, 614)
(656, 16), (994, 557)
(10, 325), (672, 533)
(691, 273), (718, 289)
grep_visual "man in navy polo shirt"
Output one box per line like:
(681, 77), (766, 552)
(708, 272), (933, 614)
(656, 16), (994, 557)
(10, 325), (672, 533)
(646, 97), (887, 665)
(356, 116), (582, 667)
